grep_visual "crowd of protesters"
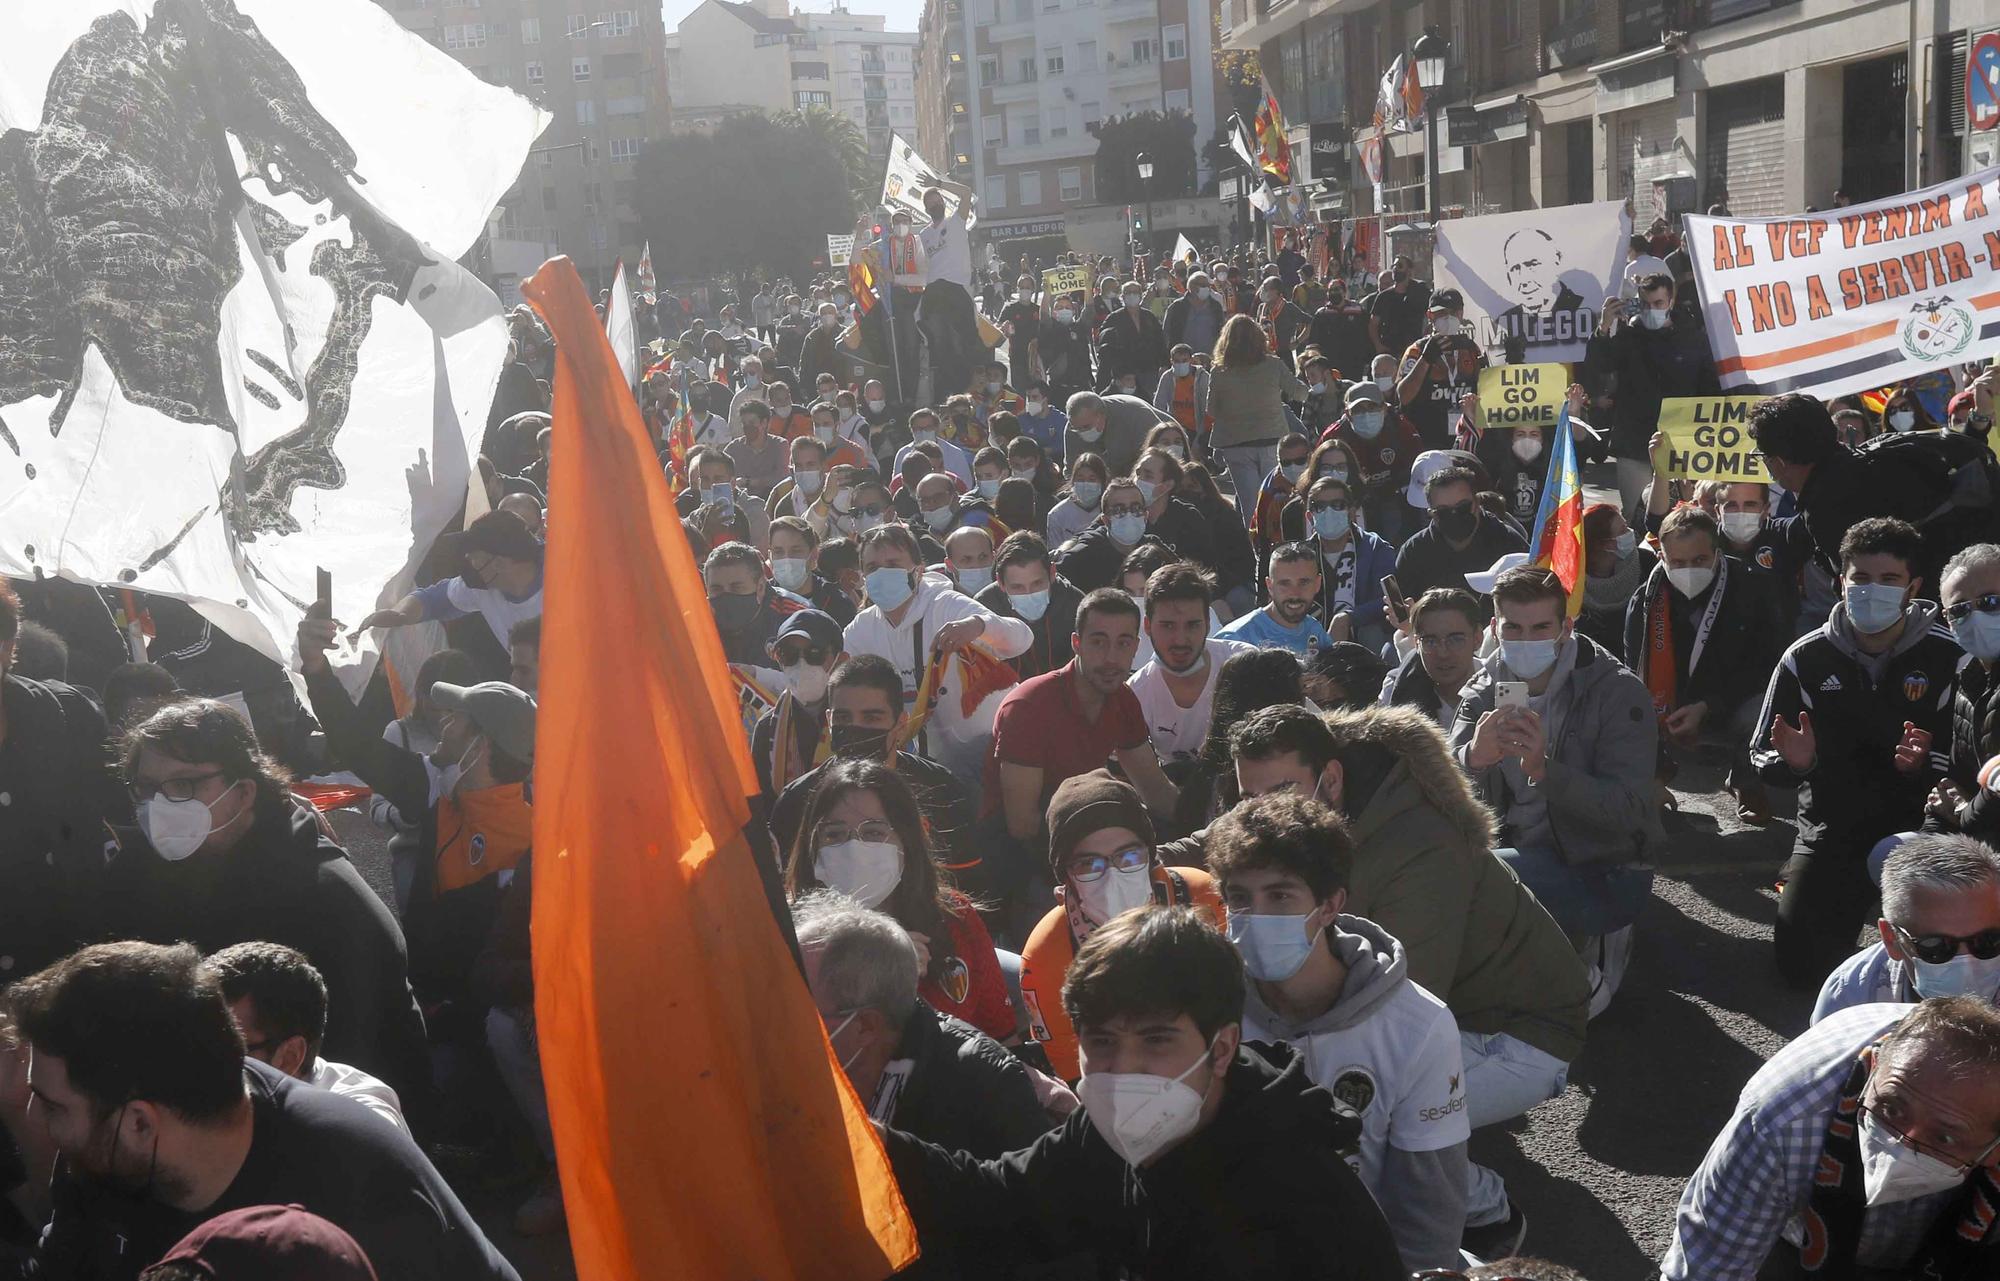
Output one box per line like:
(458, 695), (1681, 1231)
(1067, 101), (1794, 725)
(0, 187), (1997, 1281)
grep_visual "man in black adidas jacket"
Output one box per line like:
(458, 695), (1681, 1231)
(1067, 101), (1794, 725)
(1751, 518), (1961, 989)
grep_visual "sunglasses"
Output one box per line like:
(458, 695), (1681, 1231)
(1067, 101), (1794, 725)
(1944, 593), (2000, 622)
(1308, 500), (1349, 514)
(776, 644), (830, 667)
(1893, 924), (2000, 966)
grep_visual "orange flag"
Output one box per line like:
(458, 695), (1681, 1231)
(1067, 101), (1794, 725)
(523, 256), (918, 1281)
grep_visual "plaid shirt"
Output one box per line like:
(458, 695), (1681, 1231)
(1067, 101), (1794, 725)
(1661, 1004), (1960, 1280)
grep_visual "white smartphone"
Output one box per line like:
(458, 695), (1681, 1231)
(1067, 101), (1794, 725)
(1495, 680), (1530, 712)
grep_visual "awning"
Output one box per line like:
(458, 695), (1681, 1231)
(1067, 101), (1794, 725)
(1445, 95), (1529, 147)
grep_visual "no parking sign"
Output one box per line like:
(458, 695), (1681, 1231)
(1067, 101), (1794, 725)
(1971, 32), (2000, 132)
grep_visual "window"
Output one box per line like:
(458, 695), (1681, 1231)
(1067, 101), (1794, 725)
(1130, 38), (1153, 63)
(575, 99), (596, 124)
(982, 113), (1003, 144)
(609, 137), (642, 162)
(443, 23), (487, 50)
(573, 57), (591, 81)
(1082, 99), (1101, 127)
(520, 16), (540, 42)
(1058, 166), (1082, 201)
(1500, 0), (1524, 45)
(1163, 24), (1186, 60)
(567, 15), (591, 38)
(978, 55), (998, 83)
(1019, 171), (1042, 205)
(538, 150), (556, 169)
(604, 51), (642, 76)
(525, 60), (544, 84)
(795, 90), (832, 107)
(602, 9), (637, 37)
(607, 95), (646, 116)
(1077, 39), (1096, 67)
(542, 187), (558, 211)
(985, 174), (1007, 208)
(1044, 46), (1064, 75)
(1048, 106), (1067, 137)
(1164, 88), (1189, 112)
(1021, 120), (1040, 145)
(1017, 56), (1037, 82)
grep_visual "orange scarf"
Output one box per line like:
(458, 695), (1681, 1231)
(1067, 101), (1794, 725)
(433, 783), (533, 894)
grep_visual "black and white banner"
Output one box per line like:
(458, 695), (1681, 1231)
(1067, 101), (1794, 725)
(1434, 201), (1630, 362)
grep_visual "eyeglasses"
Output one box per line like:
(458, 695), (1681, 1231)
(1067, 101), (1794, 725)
(814, 820), (898, 847)
(1105, 504), (1147, 519)
(1944, 593), (2000, 622)
(128, 771), (228, 803)
(1432, 501), (1477, 519)
(1418, 631), (1474, 652)
(1067, 847), (1150, 883)
(854, 504), (886, 519)
(1892, 924), (2000, 965)
(1857, 1097), (2000, 1174)
(1308, 500), (1349, 514)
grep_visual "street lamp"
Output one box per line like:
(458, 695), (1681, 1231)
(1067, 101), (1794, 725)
(1413, 28), (1448, 232)
(1135, 152), (1154, 270)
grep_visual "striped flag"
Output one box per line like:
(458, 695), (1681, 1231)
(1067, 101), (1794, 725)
(1252, 82), (1294, 183)
(1527, 402), (1587, 617)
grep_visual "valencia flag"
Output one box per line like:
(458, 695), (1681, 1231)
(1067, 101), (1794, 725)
(1527, 401), (1588, 617)
(521, 256), (918, 1281)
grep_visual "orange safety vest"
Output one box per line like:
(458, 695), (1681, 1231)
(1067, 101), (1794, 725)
(1019, 865), (1222, 1080)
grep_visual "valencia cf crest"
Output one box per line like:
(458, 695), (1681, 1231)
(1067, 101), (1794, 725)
(1331, 1066), (1378, 1115)
(469, 833), (487, 866)
(1379, 446), (1396, 464)
(1755, 547), (1775, 570)
(1903, 671), (1930, 702)
(940, 955), (970, 1005)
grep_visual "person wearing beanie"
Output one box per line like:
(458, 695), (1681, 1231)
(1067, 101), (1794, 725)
(356, 509), (545, 655)
(1016, 770), (1222, 1081)
(140, 1205), (378, 1281)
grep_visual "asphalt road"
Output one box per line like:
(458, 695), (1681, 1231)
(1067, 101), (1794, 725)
(328, 472), (1830, 1281)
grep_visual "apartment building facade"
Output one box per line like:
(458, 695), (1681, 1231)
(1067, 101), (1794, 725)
(371, 0), (671, 298)
(917, 0), (1224, 263)
(1222, 0), (1995, 261)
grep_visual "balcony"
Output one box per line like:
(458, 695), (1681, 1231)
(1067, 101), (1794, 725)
(995, 134), (1094, 167)
(1103, 0), (1156, 24)
(1105, 57), (1154, 89)
(860, 57), (886, 73)
(985, 17), (1036, 46)
(988, 76), (1040, 106)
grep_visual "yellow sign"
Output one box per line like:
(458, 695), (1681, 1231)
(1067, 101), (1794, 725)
(1041, 265), (1095, 300)
(1658, 396), (1771, 483)
(1476, 363), (1568, 430)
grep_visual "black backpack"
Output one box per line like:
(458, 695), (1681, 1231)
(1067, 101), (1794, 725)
(1853, 427), (2000, 546)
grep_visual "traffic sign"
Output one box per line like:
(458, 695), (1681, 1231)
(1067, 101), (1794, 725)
(1971, 32), (2000, 132)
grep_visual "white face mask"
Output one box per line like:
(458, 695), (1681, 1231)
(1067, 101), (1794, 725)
(1076, 1044), (1215, 1167)
(813, 839), (903, 909)
(1639, 306), (1671, 330)
(1858, 1109), (1971, 1206)
(1432, 316), (1461, 337)
(1909, 946), (2000, 1000)
(784, 661), (831, 703)
(1951, 611), (2000, 664)
(1195, 287), (1212, 301)
(1172, 362), (1191, 378)
(1667, 564), (1716, 599)
(1075, 862), (1155, 926)
(139, 786), (243, 862)
(1025, 399), (1045, 415)
(1720, 511), (1762, 545)
(1499, 637), (1560, 680)
(1512, 433), (1543, 463)
(1375, 373), (1394, 391)
(1226, 911), (1326, 982)
(1055, 309), (1075, 323)
(867, 398), (887, 413)
(955, 564), (995, 593)
(1889, 409), (1917, 431)
(795, 468), (825, 496)
(1613, 529), (1637, 559)
(770, 557), (812, 593)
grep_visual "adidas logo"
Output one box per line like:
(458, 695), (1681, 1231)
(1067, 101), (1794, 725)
(1820, 675), (1842, 691)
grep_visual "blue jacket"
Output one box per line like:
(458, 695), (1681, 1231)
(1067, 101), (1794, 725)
(1306, 527), (1397, 632)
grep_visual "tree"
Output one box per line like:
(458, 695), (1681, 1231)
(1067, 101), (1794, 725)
(773, 107), (874, 208)
(1089, 110), (1197, 205)
(636, 111), (857, 281)
(1214, 9), (1263, 118)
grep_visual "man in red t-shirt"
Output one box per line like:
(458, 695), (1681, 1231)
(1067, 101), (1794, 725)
(986, 588), (1177, 846)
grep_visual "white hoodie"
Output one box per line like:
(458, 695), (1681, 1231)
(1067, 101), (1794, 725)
(843, 572), (1031, 777)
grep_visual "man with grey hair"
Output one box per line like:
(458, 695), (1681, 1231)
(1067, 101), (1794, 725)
(1812, 833), (2000, 1023)
(1930, 543), (2000, 846)
(792, 892), (1048, 1152)
(1664, 996), (2000, 1279)
(1062, 389), (1173, 477)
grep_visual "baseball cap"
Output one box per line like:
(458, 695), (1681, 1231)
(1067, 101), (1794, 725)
(1427, 288), (1465, 313)
(458, 510), (542, 562)
(1344, 381), (1385, 410)
(1404, 450), (1459, 509)
(432, 680), (537, 763)
(1465, 551), (1532, 595)
(151, 1205), (378, 1281)
(769, 608), (843, 658)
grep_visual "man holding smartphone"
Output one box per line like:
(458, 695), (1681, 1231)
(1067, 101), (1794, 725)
(1450, 566), (1663, 1017)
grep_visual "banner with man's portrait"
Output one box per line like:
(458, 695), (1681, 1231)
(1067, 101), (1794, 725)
(1435, 202), (1631, 362)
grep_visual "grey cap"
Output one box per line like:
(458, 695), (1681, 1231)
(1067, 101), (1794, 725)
(432, 681), (537, 763)
(1344, 381), (1386, 409)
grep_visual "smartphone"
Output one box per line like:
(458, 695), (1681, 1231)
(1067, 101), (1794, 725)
(1495, 680), (1530, 712)
(310, 567), (332, 621)
(1380, 575), (1406, 623)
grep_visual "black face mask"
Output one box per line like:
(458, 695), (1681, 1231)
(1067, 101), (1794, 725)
(710, 592), (762, 634)
(460, 559), (489, 590)
(1433, 503), (1479, 541)
(829, 723), (891, 761)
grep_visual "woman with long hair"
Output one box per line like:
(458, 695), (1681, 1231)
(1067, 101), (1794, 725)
(1578, 501), (1655, 655)
(785, 758), (1014, 1040)
(1207, 313), (1305, 508)
(1176, 461), (1257, 616)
